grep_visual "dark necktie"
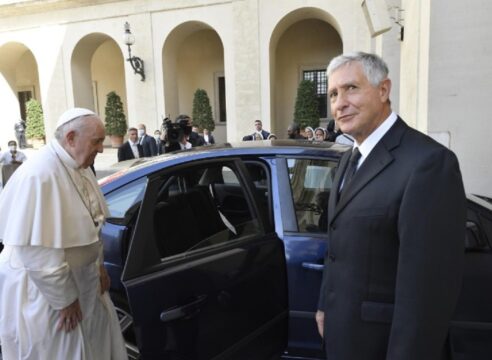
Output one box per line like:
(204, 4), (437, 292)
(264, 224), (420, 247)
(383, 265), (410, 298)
(340, 147), (361, 193)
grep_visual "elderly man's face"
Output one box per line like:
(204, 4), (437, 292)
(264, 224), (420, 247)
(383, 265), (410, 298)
(328, 62), (391, 144)
(69, 116), (105, 168)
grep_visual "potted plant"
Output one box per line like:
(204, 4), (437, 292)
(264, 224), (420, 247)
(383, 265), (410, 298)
(25, 99), (46, 149)
(104, 91), (127, 147)
(294, 79), (320, 130)
(192, 88), (215, 132)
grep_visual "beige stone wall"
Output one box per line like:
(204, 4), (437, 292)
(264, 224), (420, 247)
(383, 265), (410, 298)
(91, 40), (127, 125)
(427, 0), (492, 197)
(273, 19), (342, 136)
(399, 0), (430, 131)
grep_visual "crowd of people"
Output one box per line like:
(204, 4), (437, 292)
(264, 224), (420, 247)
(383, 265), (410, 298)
(117, 114), (214, 162)
(242, 118), (354, 145)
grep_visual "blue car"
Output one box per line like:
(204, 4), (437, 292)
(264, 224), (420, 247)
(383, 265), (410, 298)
(99, 141), (492, 360)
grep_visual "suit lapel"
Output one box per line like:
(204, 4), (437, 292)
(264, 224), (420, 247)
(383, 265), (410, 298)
(329, 118), (408, 225)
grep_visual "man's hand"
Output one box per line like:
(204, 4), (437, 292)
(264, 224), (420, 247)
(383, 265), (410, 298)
(58, 299), (82, 332)
(99, 264), (110, 294)
(316, 310), (325, 338)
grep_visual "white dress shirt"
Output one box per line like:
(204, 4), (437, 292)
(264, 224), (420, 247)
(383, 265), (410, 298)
(129, 140), (140, 158)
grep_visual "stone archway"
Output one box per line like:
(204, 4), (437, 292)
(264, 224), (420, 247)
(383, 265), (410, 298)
(162, 21), (225, 141)
(0, 42), (41, 146)
(269, 8), (342, 135)
(71, 33), (126, 121)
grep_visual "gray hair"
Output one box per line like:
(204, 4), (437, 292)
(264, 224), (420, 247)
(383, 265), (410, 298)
(54, 115), (95, 141)
(327, 52), (389, 87)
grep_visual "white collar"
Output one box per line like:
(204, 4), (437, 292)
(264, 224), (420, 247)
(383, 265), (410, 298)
(355, 112), (398, 165)
(51, 139), (79, 170)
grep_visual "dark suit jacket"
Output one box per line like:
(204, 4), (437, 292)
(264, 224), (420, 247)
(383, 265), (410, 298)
(118, 141), (144, 162)
(204, 134), (215, 145)
(318, 118), (466, 360)
(251, 130), (270, 140)
(189, 132), (205, 147)
(140, 134), (157, 157)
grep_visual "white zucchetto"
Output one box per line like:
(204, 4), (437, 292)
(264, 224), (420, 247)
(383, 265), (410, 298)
(56, 108), (96, 129)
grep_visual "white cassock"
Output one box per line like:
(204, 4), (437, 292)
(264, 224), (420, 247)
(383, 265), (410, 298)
(0, 140), (127, 359)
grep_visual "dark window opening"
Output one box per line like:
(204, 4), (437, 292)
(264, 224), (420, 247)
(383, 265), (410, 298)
(303, 70), (327, 118)
(18, 91), (33, 120)
(218, 76), (227, 122)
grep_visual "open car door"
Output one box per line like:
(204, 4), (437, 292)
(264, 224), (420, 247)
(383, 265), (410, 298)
(121, 158), (288, 359)
(450, 195), (492, 359)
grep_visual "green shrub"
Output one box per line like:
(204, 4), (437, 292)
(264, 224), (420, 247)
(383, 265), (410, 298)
(294, 80), (320, 129)
(192, 89), (215, 132)
(104, 91), (127, 136)
(25, 99), (45, 139)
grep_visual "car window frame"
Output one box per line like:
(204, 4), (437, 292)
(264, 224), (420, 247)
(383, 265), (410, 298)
(122, 157), (269, 281)
(277, 155), (337, 237)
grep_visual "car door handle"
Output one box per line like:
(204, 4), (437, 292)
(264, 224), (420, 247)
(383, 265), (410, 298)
(301, 262), (324, 271)
(160, 294), (208, 322)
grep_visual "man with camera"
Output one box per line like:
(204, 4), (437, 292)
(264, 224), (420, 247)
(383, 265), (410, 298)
(162, 116), (193, 153)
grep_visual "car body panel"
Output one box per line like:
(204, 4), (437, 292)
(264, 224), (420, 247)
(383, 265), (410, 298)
(100, 141), (492, 359)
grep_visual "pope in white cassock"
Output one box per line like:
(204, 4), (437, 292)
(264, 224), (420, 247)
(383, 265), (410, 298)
(0, 108), (127, 359)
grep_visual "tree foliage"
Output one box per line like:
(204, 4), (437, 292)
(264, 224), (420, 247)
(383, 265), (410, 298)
(294, 80), (320, 129)
(25, 99), (45, 139)
(104, 91), (127, 136)
(192, 89), (215, 132)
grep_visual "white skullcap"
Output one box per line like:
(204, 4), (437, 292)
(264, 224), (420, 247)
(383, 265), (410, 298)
(56, 108), (96, 129)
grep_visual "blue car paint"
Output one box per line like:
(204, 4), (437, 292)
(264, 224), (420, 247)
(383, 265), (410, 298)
(99, 141), (349, 358)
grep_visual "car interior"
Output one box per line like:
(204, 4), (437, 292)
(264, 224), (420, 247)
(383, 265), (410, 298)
(151, 163), (260, 258)
(450, 199), (492, 359)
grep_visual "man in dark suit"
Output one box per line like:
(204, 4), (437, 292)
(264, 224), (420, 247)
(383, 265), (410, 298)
(316, 52), (466, 360)
(203, 128), (215, 145)
(252, 119), (270, 139)
(137, 123), (157, 156)
(118, 127), (143, 162)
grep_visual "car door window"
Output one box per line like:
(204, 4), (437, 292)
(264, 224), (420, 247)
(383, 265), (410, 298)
(105, 176), (147, 221)
(152, 162), (261, 259)
(287, 158), (337, 232)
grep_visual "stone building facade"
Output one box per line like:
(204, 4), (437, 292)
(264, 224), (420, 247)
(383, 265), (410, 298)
(0, 0), (491, 197)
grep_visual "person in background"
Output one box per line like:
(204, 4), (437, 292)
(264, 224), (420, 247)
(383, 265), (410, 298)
(335, 131), (355, 146)
(137, 123), (157, 156)
(325, 119), (338, 141)
(287, 123), (305, 139)
(174, 115), (202, 147)
(0, 107), (127, 359)
(203, 128), (215, 145)
(304, 126), (315, 140)
(154, 130), (164, 154)
(191, 126), (206, 146)
(0, 140), (27, 165)
(252, 119), (270, 140)
(316, 51), (465, 360)
(314, 127), (327, 141)
(14, 119), (27, 149)
(118, 127), (143, 162)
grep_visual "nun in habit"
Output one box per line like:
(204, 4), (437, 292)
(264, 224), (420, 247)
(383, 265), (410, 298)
(0, 108), (127, 359)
